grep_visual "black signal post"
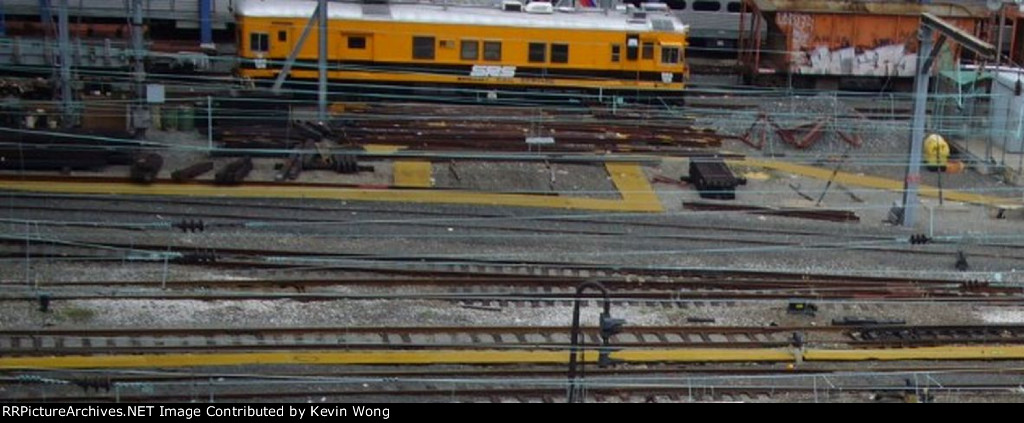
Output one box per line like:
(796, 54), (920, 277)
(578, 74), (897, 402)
(567, 281), (626, 403)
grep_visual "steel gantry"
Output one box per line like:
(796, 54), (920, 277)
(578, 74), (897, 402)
(901, 13), (996, 227)
(272, 0), (330, 123)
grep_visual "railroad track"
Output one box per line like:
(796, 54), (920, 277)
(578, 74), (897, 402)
(850, 326), (1024, 347)
(11, 362), (1019, 382)
(2, 275), (1019, 303)
(6, 233), (1023, 285)
(0, 326), (811, 355)
(2, 193), (883, 239)
(0, 385), (779, 403)
(6, 325), (1024, 356)
(7, 221), (1024, 277)
(6, 193), (1022, 264)
(8, 379), (1023, 403)
(0, 274), (982, 290)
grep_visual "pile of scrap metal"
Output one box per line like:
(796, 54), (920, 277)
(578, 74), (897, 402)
(214, 157), (254, 185)
(0, 146), (120, 172)
(0, 78), (52, 99)
(739, 112), (863, 150)
(210, 101), (728, 154)
(129, 153), (164, 183)
(171, 161), (214, 182)
(276, 140), (372, 181)
(0, 117), (136, 172)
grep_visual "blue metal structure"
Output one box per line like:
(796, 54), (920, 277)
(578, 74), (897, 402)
(0, 1), (6, 36)
(200, 0), (213, 47)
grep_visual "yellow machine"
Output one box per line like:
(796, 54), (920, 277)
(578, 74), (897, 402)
(235, 0), (688, 93)
(924, 133), (950, 171)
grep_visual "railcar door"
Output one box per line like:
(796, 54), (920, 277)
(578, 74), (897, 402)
(270, 22), (294, 59)
(626, 33), (641, 84)
(626, 34), (640, 61)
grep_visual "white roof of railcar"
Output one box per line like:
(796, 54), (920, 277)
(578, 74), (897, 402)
(237, 0), (687, 33)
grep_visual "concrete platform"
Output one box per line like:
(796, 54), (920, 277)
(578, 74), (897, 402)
(732, 158), (1023, 208)
(954, 138), (1024, 186)
(0, 162), (663, 213)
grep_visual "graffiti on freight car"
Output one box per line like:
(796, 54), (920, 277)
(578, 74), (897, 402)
(776, 12), (813, 51)
(792, 44), (917, 77)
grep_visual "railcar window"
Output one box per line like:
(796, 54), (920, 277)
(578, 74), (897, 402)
(550, 44), (568, 64)
(611, 44), (621, 62)
(529, 43), (547, 63)
(642, 42), (654, 60)
(726, 2), (741, 12)
(348, 36), (366, 49)
(278, 31), (287, 42)
(461, 40), (479, 60)
(413, 36), (435, 60)
(484, 41), (502, 61)
(661, 47), (680, 64)
(250, 33), (269, 52)
(693, 1), (720, 11)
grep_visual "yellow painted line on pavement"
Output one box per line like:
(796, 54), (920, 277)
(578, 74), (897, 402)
(731, 158), (1022, 208)
(364, 144), (433, 188)
(393, 160), (433, 188)
(605, 162), (662, 211)
(362, 144), (402, 154)
(804, 346), (1024, 361)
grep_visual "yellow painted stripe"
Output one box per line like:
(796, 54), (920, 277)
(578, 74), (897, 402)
(804, 346), (1024, 361)
(0, 348), (794, 370)
(732, 158), (1022, 208)
(0, 179), (656, 213)
(393, 160), (433, 188)
(362, 144), (403, 154)
(606, 162), (661, 211)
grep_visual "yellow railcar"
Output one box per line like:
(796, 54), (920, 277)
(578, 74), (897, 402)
(236, 0), (688, 93)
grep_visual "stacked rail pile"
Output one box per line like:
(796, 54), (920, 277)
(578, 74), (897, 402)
(0, 126), (138, 171)
(214, 102), (729, 154)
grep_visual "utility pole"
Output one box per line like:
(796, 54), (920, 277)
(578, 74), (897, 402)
(57, 0), (74, 127)
(318, 0), (328, 123)
(131, 0), (149, 137)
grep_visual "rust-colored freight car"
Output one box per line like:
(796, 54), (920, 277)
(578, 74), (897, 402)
(738, 0), (990, 89)
(1003, 5), (1024, 66)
